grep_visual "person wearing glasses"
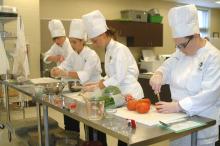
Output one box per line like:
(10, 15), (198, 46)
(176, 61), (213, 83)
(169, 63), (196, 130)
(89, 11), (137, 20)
(150, 5), (220, 146)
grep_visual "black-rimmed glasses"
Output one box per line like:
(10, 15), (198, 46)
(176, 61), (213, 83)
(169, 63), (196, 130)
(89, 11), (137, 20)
(176, 36), (194, 50)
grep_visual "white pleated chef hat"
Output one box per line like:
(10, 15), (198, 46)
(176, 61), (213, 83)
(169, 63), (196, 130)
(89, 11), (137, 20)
(82, 10), (108, 39)
(48, 19), (66, 38)
(69, 19), (86, 40)
(168, 4), (200, 38)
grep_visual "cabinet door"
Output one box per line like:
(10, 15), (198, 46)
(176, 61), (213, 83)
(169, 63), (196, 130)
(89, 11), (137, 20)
(106, 20), (163, 47)
(141, 23), (163, 47)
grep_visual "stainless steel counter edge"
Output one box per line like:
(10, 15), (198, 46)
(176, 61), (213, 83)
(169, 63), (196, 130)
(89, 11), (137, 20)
(1, 80), (217, 146)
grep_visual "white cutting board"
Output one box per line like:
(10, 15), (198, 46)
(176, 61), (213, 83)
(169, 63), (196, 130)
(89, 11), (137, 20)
(115, 106), (187, 126)
(63, 93), (188, 126)
(30, 77), (60, 85)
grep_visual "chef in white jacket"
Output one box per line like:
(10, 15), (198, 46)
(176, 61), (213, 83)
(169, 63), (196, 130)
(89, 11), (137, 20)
(50, 19), (102, 84)
(51, 19), (102, 133)
(44, 19), (73, 65)
(82, 10), (144, 146)
(82, 10), (144, 99)
(150, 5), (220, 146)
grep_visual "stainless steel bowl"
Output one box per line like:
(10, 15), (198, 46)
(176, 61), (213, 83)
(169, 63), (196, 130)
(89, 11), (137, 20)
(44, 82), (66, 95)
(68, 80), (82, 92)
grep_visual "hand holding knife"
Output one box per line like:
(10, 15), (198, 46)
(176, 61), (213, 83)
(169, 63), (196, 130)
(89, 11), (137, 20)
(156, 92), (161, 102)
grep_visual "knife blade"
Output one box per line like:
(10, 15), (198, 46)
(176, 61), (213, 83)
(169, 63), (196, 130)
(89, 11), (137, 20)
(156, 93), (161, 101)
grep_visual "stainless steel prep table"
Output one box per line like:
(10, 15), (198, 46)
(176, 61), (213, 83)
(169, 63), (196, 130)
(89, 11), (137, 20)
(1, 80), (216, 146)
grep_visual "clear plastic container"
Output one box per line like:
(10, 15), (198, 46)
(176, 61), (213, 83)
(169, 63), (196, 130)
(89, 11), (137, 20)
(64, 98), (77, 113)
(86, 99), (104, 120)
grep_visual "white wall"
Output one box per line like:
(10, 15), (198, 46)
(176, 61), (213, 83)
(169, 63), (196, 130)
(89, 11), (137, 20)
(40, 0), (220, 56)
(40, 0), (177, 56)
(5, 0), (41, 78)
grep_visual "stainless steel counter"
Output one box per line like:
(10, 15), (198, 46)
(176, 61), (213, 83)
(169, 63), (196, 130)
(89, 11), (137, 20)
(1, 79), (216, 146)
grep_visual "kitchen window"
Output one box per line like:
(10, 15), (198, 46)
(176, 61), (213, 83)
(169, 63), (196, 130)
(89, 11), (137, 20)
(197, 8), (209, 37)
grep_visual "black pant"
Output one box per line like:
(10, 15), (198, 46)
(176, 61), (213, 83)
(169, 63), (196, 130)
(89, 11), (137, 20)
(88, 127), (107, 146)
(64, 115), (80, 132)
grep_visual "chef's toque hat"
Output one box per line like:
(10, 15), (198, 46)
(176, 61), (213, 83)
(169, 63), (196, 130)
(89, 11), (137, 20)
(168, 4), (200, 38)
(69, 19), (86, 40)
(82, 10), (108, 39)
(48, 19), (66, 38)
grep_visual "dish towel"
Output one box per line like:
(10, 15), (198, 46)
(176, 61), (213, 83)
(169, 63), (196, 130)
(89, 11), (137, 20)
(0, 37), (10, 75)
(12, 16), (30, 79)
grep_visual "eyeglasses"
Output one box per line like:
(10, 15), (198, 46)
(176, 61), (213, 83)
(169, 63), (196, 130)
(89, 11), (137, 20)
(176, 36), (193, 50)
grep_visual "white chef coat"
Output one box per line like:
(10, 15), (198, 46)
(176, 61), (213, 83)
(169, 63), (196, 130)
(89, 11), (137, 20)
(157, 41), (220, 145)
(58, 46), (102, 84)
(43, 38), (73, 65)
(103, 39), (144, 99)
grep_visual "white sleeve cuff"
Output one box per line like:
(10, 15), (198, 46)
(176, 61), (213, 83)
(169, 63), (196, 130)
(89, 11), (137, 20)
(43, 55), (52, 64)
(179, 97), (193, 115)
(103, 77), (119, 87)
(156, 66), (167, 84)
(77, 71), (89, 84)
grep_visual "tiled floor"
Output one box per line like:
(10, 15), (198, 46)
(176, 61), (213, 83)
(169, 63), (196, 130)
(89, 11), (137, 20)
(0, 106), (169, 146)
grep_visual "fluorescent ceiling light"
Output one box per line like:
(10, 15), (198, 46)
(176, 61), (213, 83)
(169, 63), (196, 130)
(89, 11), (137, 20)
(216, 1), (220, 4)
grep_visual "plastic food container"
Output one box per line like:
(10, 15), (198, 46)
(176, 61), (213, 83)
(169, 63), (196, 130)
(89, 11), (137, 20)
(148, 15), (163, 23)
(64, 98), (77, 113)
(86, 99), (105, 120)
(121, 9), (148, 22)
(53, 96), (63, 107)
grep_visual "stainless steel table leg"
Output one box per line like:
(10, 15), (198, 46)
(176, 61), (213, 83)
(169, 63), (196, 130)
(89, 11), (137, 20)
(36, 102), (42, 146)
(43, 105), (49, 146)
(4, 84), (11, 142)
(191, 132), (197, 146)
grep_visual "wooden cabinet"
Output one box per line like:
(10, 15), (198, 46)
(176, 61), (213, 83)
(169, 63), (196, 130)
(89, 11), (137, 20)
(106, 20), (163, 47)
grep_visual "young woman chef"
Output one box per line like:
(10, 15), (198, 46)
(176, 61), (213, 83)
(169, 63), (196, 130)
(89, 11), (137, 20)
(51, 19), (102, 132)
(150, 5), (220, 146)
(44, 19), (73, 65)
(82, 10), (144, 146)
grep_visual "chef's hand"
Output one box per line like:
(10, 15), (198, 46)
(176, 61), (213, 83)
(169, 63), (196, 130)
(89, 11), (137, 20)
(155, 101), (182, 113)
(56, 55), (65, 63)
(50, 67), (61, 77)
(149, 71), (163, 93)
(83, 82), (99, 92)
(50, 67), (68, 78)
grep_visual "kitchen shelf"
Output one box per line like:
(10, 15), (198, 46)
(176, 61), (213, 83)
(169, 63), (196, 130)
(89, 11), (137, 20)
(0, 16), (17, 24)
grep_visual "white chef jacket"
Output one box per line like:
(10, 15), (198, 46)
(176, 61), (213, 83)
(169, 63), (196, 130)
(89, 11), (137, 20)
(157, 41), (220, 145)
(58, 46), (102, 84)
(43, 38), (73, 65)
(103, 39), (144, 99)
